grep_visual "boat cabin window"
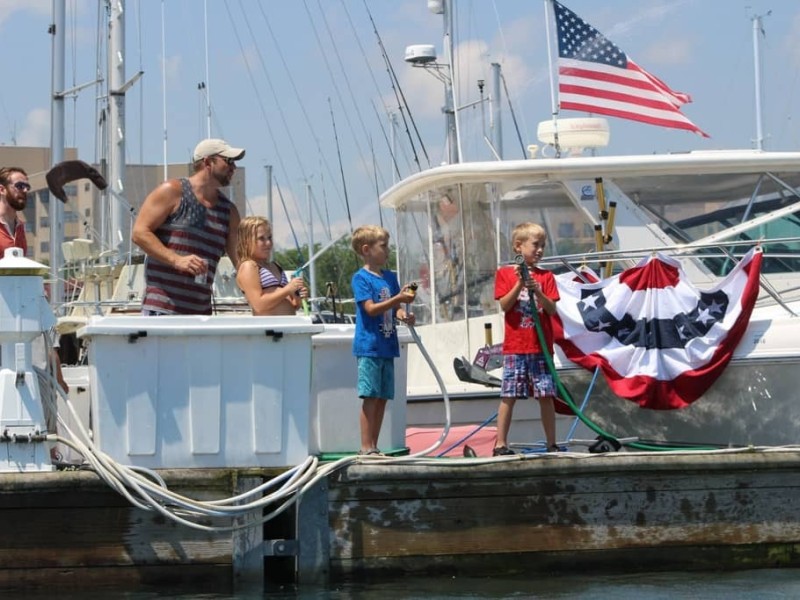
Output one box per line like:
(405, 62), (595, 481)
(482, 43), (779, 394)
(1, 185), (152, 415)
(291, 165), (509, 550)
(615, 171), (800, 275)
(394, 179), (596, 326)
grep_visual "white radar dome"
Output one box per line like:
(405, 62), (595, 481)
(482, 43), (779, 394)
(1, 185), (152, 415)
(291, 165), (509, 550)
(536, 118), (610, 154)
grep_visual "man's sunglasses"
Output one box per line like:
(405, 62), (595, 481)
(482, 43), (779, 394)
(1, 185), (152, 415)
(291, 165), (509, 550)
(215, 156), (237, 166)
(11, 182), (31, 192)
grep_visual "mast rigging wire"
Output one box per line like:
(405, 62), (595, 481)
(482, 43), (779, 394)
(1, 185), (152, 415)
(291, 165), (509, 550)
(339, 0), (404, 184)
(308, 0), (381, 204)
(369, 136), (384, 228)
(362, 0), (430, 171)
(329, 97), (353, 233)
(274, 177), (303, 257)
(249, 1), (348, 234)
(221, 1), (310, 244)
(501, 70), (527, 158)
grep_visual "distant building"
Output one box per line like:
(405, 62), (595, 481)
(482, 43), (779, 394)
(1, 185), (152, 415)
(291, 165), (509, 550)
(0, 145), (246, 265)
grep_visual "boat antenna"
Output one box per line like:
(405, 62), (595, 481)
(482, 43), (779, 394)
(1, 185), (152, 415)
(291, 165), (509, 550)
(328, 97), (353, 233)
(751, 10), (771, 150)
(542, 0), (562, 157)
(363, 0), (430, 170)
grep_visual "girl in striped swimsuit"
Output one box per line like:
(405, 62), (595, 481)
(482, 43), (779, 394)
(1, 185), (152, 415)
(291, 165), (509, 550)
(236, 216), (307, 316)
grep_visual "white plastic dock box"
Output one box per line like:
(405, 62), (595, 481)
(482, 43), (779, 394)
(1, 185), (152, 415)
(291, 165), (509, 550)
(79, 315), (323, 468)
(310, 324), (412, 454)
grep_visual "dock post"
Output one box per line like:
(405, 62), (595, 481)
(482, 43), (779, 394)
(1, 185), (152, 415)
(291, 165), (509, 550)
(232, 475), (264, 592)
(296, 476), (329, 584)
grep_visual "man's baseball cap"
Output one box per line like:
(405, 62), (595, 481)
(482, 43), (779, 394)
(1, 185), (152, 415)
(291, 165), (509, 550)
(192, 138), (246, 162)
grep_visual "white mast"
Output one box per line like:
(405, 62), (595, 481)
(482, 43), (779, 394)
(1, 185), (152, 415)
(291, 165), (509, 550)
(49, 0), (66, 310)
(203, 0), (212, 137)
(108, 0), (127, 256)
(442, 0), (459, 164)
(161, 0), (168, 178)
(107, 0), (142, 260)
(751, 12), (770, 150)
(306, 182), (317, 312)
(490, 62), (503, 159)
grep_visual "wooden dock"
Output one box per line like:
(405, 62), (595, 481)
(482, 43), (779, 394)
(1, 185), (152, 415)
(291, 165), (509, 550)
(2, 449), (800, 593)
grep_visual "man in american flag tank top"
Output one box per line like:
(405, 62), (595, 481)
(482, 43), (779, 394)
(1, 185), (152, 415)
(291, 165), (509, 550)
(132, 138), (244, 315)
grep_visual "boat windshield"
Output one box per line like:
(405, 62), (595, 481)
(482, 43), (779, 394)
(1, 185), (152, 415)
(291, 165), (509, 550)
(395, 179), (596, 326)
(394, 168), (800, 326)
(615, 171), (800, 275)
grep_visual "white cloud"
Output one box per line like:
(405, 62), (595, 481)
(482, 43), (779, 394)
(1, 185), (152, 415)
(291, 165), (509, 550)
(0, 0), (49, 28)
(17, 108), (49, 146)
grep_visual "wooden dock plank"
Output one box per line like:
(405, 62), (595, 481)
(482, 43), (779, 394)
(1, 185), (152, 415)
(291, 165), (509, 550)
(325, 451), (800, 576)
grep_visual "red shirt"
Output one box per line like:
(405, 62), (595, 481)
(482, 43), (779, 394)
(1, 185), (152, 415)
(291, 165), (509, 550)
(0, 220), (27, 258)
(494, 265), (559, 355)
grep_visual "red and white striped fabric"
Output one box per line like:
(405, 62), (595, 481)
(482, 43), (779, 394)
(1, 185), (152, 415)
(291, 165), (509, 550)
(552, 248), (762, 409)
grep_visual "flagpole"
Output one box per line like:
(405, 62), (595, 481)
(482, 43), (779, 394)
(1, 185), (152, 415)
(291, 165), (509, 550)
(543, 0), (561, 156)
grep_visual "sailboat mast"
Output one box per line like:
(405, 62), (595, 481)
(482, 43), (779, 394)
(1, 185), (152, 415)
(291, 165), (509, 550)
(49, 0), (66, 310)
(108, 0), (128, 255)
(490, 62), (503, 159)
(751, 12), (769, 150)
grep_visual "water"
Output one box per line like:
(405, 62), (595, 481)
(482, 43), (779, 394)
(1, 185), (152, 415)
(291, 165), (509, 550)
(26, 569), (800, 599)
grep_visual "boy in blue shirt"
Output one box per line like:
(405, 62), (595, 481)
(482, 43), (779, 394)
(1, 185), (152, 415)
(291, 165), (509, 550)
(351, 225), (416, 455)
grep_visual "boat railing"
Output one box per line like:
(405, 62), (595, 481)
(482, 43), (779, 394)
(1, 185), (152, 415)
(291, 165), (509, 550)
(537, 236), (800, 318)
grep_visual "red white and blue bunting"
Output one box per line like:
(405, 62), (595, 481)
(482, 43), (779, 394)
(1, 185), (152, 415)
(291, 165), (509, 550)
(552, 248), (763, 410)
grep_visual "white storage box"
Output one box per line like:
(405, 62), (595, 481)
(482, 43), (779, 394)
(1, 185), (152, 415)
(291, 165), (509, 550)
(79, 315), (323, 468)
(309, 324), (412, 454)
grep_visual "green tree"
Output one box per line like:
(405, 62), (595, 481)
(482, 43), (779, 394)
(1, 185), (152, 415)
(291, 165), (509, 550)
(274, 237), (397, 315)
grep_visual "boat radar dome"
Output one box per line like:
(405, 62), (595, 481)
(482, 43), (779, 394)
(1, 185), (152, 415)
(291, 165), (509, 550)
(428, 0), (444, 14)
(536, 118), (610, 156)
(405, 44), (437, 64)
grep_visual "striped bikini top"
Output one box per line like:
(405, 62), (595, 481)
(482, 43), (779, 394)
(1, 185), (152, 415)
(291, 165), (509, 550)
(259, 263), (289, 289)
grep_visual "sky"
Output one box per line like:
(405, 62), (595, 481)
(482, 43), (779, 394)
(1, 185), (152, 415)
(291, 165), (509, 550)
(0, 0), (799, 250)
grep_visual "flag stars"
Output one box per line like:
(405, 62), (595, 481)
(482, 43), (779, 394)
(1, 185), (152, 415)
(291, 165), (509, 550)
(580, 293), (600, 309)
(696, 307), (715, 325)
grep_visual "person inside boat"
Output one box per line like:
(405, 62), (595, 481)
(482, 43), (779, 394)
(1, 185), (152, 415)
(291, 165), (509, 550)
(132, 138), (244, 315)
(492, 222), (560, 456)
(351, 225), (416, 456)
(0, 166), (30, 258)
(235, 216), (308, 315)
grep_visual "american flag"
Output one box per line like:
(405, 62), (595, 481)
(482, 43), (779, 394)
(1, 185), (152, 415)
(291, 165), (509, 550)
(553, 0), (708, 137)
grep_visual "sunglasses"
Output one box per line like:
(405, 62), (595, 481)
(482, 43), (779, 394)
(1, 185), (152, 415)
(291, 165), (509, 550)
(12, 181), (31, 192)
(215, 156), (237, 166)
